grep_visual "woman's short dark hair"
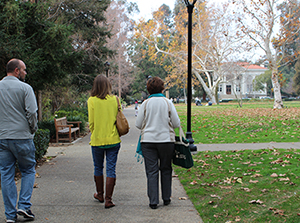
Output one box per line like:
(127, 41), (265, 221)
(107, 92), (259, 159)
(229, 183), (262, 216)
(91, 75), (112, 99)
(147, 76), (165, 95)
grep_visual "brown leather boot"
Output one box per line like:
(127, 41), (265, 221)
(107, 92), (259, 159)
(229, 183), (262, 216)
(105, 177), (116, 208)
(94, 175), (104, 203)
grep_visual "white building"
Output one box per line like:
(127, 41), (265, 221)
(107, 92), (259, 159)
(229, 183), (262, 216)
(217, 62), (268, 100)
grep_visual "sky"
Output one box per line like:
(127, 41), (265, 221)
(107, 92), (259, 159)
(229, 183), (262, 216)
(132, 0), (176, 20)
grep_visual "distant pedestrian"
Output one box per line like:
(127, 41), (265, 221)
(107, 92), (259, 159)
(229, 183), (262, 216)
(0, 59), (38, 223)
(135, 100), (139, 116)
(88, 75), (121, 209)
(135, 77), (181, 209)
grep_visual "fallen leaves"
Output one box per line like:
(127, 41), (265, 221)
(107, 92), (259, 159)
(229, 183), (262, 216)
(279, 177), (290, 182)
(190, 180), (197, 185)
(270, 173), (278, 177)
(241, 187), (251, 192)
(269, 207), (285, 216)
(249, 199), (264, 204)
(249, 179), (259, 183)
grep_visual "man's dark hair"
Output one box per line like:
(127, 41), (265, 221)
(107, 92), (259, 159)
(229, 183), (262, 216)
(6, 59), (21, 73)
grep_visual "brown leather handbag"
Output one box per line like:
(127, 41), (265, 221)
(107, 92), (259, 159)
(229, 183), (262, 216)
(115, 96), (129, 136)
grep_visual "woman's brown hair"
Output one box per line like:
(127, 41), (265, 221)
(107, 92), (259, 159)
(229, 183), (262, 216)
(91, 75), (112, 99)
(147, 76), (165, 95)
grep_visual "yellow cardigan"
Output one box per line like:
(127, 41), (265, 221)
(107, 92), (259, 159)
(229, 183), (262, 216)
(88, 95), (121, 146)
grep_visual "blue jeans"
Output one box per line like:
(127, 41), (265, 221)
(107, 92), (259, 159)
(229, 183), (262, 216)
(91, 144), (120, 178)
(0, 139), (36, 221)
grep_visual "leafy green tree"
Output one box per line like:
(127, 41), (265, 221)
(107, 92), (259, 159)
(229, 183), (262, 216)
(0, 0), (80, 91)
(46, 0), (114, 91)
(253, 70), (273, 96)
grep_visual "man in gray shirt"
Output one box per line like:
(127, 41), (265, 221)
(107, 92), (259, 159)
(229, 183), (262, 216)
(0, 59), (38, 223)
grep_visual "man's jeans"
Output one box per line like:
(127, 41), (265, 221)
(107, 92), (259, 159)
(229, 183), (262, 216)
(0, 139), (36, 220)
(92, 144), (120, 178)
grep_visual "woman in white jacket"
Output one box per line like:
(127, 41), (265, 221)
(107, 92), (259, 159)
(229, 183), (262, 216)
(135, 77), (181, 209)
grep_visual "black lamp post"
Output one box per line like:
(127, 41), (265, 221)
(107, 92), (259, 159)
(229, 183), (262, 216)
(184, 0), (197, 152)
(104, 61), (110, 77)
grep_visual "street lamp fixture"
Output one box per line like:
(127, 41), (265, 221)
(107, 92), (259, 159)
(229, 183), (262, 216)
(183, 0), (197, 152)
(104, 61), (110, 77)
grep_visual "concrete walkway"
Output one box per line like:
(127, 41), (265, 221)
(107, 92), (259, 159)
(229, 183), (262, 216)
(2, 106), (300, 222)
(0, 106), (202, 223)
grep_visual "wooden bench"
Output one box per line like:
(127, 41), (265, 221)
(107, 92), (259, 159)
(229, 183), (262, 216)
(54, 117), (82, 143)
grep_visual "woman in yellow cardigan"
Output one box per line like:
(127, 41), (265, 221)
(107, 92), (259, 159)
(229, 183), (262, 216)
(88, 75), (121, 209)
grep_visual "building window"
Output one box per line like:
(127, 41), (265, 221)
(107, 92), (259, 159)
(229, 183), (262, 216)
(219, 84), (222, 92)
(226, 85), (231, 94)
(236, 85), (240, 92)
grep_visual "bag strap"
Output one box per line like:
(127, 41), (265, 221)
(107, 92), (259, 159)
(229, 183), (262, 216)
(115, 96), (121, 111)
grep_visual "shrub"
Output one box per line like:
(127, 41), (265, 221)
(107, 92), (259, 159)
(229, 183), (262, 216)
(38, 119), (56, 140)
(34, 129), (50, 161)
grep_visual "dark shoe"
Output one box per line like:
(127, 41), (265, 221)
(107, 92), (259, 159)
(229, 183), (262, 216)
(17, 209), (35, 220)
(94, 175), (104, 203)
(149, 204), (157, 209)
(105, 177), (116, 209)
(164, 199), (171, 205)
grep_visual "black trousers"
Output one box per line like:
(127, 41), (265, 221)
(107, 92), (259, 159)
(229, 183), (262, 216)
(141, 143), (174, 205)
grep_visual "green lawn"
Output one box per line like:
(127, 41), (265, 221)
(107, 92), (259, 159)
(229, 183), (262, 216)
(176, 101), (300, 144)
(173, 101), (300, 222)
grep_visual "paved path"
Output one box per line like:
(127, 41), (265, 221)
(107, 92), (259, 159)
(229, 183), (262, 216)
(0, 106), (202, 223)
(2, 106), (300, 222)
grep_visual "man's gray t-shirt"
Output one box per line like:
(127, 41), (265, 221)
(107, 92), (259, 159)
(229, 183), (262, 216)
(0, 76), (38, 139)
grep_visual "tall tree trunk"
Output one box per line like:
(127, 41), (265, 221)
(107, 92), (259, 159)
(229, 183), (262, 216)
(271, 68), (283, 109)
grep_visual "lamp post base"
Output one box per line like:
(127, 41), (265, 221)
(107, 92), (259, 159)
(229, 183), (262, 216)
(186, 131), (197, 152)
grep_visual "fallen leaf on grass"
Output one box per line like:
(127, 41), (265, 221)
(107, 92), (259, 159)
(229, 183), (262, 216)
(251, 174), (262, 178)
(235, 216), (241, 221)
(237, 178), (243, 184)
(214, 155), (221, 159)
(190, 180), (198, 185)
(241, 161), (251, 165)
(270, 173), (278, 177)
(261, 189), (268, 193)
(271, 158), (283, 164)
(208, 201), (214, 204)
(241, 187), (251, 192)
(279, 177), (290, 181)
(269, 207), (285, 216)
(249, 180), (259, 183)
(249, 199), (263, 204)
(279, 174), (286, 177)
(219, 185), (232, 189)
